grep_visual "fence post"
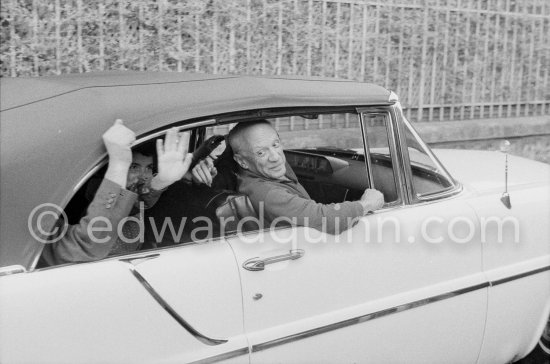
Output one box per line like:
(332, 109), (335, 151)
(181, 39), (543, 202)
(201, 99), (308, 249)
(429, 1), (439, 122)
(335, 2), (340, 78)
(470, 0), (481, 119)
(32, 0), (39, 75)
(119, 0), (125, 70)
(321, 0), (326, 77)
(229, 0), (236, 73)
(525, 3), (536, 117)
(213, 1), (218, 74)
(246, 0), (251, 73)
(499, 0), (511, 117)
(397, 4), (404, 98)
(489, 0), (499, 118)
(55, 0), (61, 75)
(276, 0), (283, 75)
(307, 0), (312, 76)
(347, 3), (354, 80)
(360, 2), (367, 81)
(440, 3), (450, 121)
(418, 4), (429, 123)
(507, 4), (518, 117)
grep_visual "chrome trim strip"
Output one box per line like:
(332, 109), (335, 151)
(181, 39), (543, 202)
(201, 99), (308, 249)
(384, 108), (406, 206)
(137, 119), (217, 145)
(72, 160), (108, 194)
(415, 184), (464, 202)
(252, 282), (490, 353)
(120, 253), (160, 266)
(358, 112), (375, 188)
(490, 265), (550, 286)
(122, 261), (228, 346)
(251, 264), (550, 353)
(390, 103), (414, 204)
(188, 347), (250, 364)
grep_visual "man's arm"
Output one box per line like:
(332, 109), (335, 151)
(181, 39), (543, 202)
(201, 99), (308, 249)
(40, 120), (136, 265)
(261, 187), (365, 234)
(40, 178), (138, 265)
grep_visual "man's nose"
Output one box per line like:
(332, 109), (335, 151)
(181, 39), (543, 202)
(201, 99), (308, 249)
(267, 147), (280, 161)
(138, 170), (153, 180)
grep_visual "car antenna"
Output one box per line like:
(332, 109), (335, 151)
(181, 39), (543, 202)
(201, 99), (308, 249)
(500, 140), (512, 209)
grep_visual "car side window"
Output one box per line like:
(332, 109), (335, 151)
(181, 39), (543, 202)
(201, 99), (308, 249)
(361, 112), (399, 204)
(401, 120), (454, 197)
(270, 111), (399, 206)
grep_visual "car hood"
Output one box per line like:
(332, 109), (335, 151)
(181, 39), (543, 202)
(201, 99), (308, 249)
(432, 149), (550, 193)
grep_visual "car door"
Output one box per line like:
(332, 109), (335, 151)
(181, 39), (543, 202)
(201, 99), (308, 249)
(0, 236), (247, 364)
(226, 109), (487, 363)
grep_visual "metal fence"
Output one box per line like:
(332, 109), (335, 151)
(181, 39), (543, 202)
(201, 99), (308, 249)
(1, 0), (549, 122)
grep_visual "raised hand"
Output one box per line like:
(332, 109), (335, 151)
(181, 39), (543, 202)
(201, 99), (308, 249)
(151, 128), (193, 191)
(103, 119), (136, 188)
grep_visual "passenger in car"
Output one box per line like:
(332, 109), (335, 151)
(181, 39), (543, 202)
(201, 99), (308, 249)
(39, 120), (192, 265)
(195, 120), (385, 235)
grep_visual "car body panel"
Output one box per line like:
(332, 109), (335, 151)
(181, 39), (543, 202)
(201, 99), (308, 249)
(434, 149), (550, 192)
(227, 196), (487, 363)
(0, 260), (234, 364)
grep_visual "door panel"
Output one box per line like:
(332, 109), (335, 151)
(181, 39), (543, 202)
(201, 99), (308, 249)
(134, 241), (246, 343)
(228, 198), (487, 362)
(0, 241), (248, 364)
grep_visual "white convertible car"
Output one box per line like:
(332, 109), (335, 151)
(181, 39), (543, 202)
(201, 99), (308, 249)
(0, 72), (549, 363)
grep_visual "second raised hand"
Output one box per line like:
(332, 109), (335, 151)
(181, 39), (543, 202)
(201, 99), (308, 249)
(151, 128), (193, 191)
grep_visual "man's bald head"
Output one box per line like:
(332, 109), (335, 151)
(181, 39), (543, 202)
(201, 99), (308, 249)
(227, 119), (273, 155)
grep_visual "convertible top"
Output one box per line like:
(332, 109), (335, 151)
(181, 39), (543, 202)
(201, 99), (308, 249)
(0, 72), (390, 269)
(1, 72), (391, 112)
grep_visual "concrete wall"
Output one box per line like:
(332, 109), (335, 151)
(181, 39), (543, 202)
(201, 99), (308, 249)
(416, 116), (550, 164)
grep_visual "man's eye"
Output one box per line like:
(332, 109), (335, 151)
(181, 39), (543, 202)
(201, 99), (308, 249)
(257, 151), (265, 157)
(273, 141), (280, 148)
(129, 165), (139, 171)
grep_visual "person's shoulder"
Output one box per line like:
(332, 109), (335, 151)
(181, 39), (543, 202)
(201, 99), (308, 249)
(238, 175), (283, 198)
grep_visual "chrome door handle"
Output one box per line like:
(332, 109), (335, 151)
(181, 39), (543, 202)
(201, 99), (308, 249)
(243, 249), (305, 271)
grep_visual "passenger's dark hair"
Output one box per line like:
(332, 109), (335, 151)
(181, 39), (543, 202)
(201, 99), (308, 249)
(132, 141), (158, 172)
(132, 142), (155, 157)
(227, 119), (272, 154)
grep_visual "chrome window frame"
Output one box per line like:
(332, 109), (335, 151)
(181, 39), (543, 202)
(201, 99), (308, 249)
(357, 106), (405, 208)
(391, 101), (462, 203)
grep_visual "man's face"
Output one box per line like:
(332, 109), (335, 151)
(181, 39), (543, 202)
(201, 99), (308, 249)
(126, 152), (154, 191)
(237, 124), (287, 181)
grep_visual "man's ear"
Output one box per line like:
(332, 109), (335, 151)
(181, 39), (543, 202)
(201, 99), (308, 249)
(233, 153), (249, 170)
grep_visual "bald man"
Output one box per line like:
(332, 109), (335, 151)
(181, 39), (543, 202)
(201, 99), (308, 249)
(226, 120), (384, 234)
